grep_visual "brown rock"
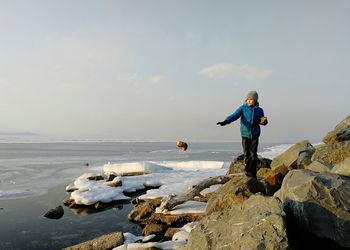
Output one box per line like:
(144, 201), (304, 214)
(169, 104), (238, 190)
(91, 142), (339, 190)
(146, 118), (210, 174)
(264, 164), (289, 186)
(205, 175), (266, 215)
(62, 232), (124, 250)
(128, 201), (157, 223)
(176, 141), (188, 151)
(63, 198), (84, 209)
(312, 140), (350, 166)
(151, 213), (204, 226)
(164, 227), (179, 238)
(257, 167), (272, 179)
(142, 224), (166, 236)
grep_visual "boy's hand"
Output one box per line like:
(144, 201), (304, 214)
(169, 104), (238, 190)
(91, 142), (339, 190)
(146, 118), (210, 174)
(216, 120), (229, 126)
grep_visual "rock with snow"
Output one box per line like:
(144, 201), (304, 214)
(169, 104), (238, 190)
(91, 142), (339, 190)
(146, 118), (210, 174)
(105, 176), (122, 187)
(152, 201), (205, 226)
(63, 231), (124, 250)
(66, 173), (145, 206)
(312, 140), (350, 166)
(113, 223), (196, 250)
(279, 169), (350, 247)
(323, 115), (350, 144)
(187, 194), (289, 250)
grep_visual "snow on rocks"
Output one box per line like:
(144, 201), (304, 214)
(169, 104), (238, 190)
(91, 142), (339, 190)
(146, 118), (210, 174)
(113, 222), (197, 250)
(155, 201), (206, 215)
(66, 173), (145, 206)
(66, 161), (226, 206)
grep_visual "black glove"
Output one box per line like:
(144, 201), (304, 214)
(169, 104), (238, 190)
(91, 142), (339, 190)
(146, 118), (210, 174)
(216, 120), (229, 126)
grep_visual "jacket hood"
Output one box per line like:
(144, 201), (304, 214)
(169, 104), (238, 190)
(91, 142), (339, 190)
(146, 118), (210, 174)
(244, 101), (259, 107)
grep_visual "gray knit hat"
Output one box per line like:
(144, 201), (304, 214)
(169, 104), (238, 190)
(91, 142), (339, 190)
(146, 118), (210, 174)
(246, 91), (258, 101)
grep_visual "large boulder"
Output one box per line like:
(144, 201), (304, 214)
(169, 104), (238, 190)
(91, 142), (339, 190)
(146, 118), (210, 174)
(187, 195), (289, 250)
(331, 156), (350, 177)
(63, 232), (124, 250)
(227, 154), (271, 175)
(312, 140), (350, 166)
(205, 175), (266, 215)
(278, 169), (350, 247)
(271, 140), (315, 170)
(323, 115), (350, 144)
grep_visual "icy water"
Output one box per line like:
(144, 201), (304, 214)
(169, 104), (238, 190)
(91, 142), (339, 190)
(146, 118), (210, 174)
(0, 141), (282, 250)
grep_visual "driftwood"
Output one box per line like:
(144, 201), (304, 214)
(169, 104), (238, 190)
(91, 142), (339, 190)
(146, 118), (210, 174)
(159, 175), (232, 212)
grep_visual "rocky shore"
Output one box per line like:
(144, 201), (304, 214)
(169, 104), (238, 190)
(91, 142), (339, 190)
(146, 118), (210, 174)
(61, 115), (350, 250)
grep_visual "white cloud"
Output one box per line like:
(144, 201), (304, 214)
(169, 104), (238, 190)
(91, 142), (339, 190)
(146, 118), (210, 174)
(198, 63), (272, 81)
(119, 73), (165, 86)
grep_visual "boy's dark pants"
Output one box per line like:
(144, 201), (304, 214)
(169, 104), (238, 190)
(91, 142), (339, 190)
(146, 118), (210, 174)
(242, 137), (259, 178)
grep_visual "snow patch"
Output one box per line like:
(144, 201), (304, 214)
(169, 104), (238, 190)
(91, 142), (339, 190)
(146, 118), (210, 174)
(258, 144), (294, 159)
(156, 201), (206, 215)
(113, 222), (197, 250)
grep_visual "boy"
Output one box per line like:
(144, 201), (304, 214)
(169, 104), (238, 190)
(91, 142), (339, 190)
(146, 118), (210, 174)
(217, 91), (266, 178)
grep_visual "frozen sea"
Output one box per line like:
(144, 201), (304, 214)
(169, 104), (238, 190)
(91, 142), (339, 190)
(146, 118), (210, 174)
(0, 141), (290, 249)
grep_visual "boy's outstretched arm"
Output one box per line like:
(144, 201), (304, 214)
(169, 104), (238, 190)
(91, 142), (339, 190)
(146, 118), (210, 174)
(216, 105), (243, 126)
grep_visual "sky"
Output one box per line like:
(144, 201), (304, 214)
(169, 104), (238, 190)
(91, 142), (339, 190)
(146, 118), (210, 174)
(0, 0), (349, 143)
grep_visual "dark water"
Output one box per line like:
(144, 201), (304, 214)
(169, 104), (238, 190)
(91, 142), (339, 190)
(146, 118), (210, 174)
(0, 184), (141, 250)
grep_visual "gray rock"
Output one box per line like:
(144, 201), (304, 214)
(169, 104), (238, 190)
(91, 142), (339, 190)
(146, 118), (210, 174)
(271, 140), (314, 170)
(205, 175), (266, 215)
(187, 194), (289, 250)
(323, 115), (350, 144)
(306, 160), (332, 173)
(312, 140), (350, 166)
(62, 232), (124, 250)
(43, 205), (64, 220)
(337, 126), (350, 142)
(296, 144), (316, 168)
(279, 169), (350, 247)
(331, 156), (350, 177)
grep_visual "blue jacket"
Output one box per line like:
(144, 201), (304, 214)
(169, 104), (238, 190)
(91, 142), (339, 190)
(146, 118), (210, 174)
(225, 103), (265, 139)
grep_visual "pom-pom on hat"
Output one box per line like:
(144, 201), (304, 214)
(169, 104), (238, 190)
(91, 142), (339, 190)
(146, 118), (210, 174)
(246, 91), (258, 101)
